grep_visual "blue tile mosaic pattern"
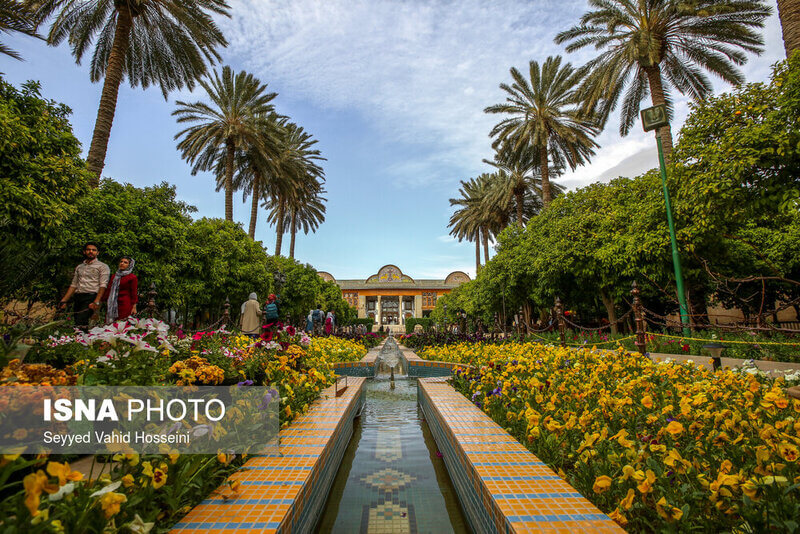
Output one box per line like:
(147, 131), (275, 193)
(418, 378), (624, 534)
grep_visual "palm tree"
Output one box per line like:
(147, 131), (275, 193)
(271, 188), (326, 259)
(778, 0), (800, 56)
(484, 145), (545, 228)
(448, 178), (485, 275)
(1, 0), (38, 60)
(555, 0), (770, 160)
(448, 173), (505, 272)
(264, 122), (325, 256)
(31, 0), (230, 185)
(485, 56), (599, 207)
(225, 114), (287, 238)
(174, 66), (278, 221)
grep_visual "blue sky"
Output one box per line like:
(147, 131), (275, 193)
(1, 0), (786, 280)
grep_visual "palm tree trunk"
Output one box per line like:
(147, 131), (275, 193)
(85, 6), (134, 186)
(515, 190), (524, 228)
(274, 197), (285, 256)
(482, 227), (490, 264)
(248, 179), (259, 239)
(289, 206), (297, 259)
(778, 0), (800, 57)
(224, 139), (235, 221)
(475, 238), (481, 274)
(539, 143), (552, 207)
(644, 65), (674, 162)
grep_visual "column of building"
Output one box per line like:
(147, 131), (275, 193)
(414, 294), (422, 319)
(377, 295), (382, 326)
(357, 295), (366, 319)
(398, 294), (404, 326)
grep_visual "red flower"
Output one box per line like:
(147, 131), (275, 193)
(286, 326), (296, 336)
(261, 331), (273, 342)
(681, 344), (690, 353)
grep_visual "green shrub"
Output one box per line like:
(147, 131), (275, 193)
(405, 318), (433, 333)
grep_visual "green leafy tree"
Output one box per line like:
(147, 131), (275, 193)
(32, 0), (231, 184)
(61, 181), (195, 312)
(673, 54), (800, 229)
(555, 0), (770, 160)
(672, 54), (800, 319)
(181, 218), (274, 326)
(174, 66), (278, 221)
(485, 56), (599, 206)
(0, 78), (90, 240)
(0, 77), (91, 301)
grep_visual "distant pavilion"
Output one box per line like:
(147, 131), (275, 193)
(317, 264), (470, 331)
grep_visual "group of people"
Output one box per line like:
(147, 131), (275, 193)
(239, 292), (280, 337)
(305, 305), (336, 336)
(60, 242), (341, 337)
(59, 242), (139, 329)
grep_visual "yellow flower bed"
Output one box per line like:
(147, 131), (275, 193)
(307, 336), (367, 363)
(439, 342), (800, 531)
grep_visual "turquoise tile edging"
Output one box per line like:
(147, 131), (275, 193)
(409, 363), (457, 377)
(418, 379), (621, 534)
(296, 388), (365, 533)
(397, 350), (466, 378)
(171, 379), (366, 534)
(419, 381), (501, 534)
(333, 363), (375, 377)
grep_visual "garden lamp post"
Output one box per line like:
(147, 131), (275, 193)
(641, 104), (690, 337)
(273, 270), (286, 293)
(702, 342), (726, 371)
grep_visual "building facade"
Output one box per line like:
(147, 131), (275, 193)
(318, 265), (470, 331)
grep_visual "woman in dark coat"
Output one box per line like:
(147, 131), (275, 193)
(103, 256), (138, 322)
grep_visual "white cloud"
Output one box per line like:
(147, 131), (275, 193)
(220, 0), (785, 192)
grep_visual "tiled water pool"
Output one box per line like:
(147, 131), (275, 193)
(316, 378), (470, 534)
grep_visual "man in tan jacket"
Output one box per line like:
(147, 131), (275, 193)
(240, 293), (263, 337)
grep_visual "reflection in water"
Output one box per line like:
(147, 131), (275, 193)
(316, 378), (470, 534)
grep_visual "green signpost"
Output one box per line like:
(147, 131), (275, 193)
(641, 105), (691, 336)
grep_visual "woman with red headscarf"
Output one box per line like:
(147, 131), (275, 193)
(103, 256), (138, 322)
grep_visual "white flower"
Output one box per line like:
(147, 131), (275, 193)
(124, 514), (155, 534)
(96, 350), (116, 366)
(48, 482), (76, 501)
(90, 480), (122, 497)
(119, 335), (157, 353)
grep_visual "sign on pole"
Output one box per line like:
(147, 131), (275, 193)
(641, 104), (669, 132)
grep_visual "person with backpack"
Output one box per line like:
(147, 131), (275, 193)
(312, 305), (325, 335)
(264, 294), (280, 324)
(305, 310), (314, 333)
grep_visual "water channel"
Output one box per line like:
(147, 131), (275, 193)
(316, 338), (470, 533)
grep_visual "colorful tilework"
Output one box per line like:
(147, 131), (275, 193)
(396, 346), (469, 378)
(418, 377), (624, 534)
(171, 377), (366, 534)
